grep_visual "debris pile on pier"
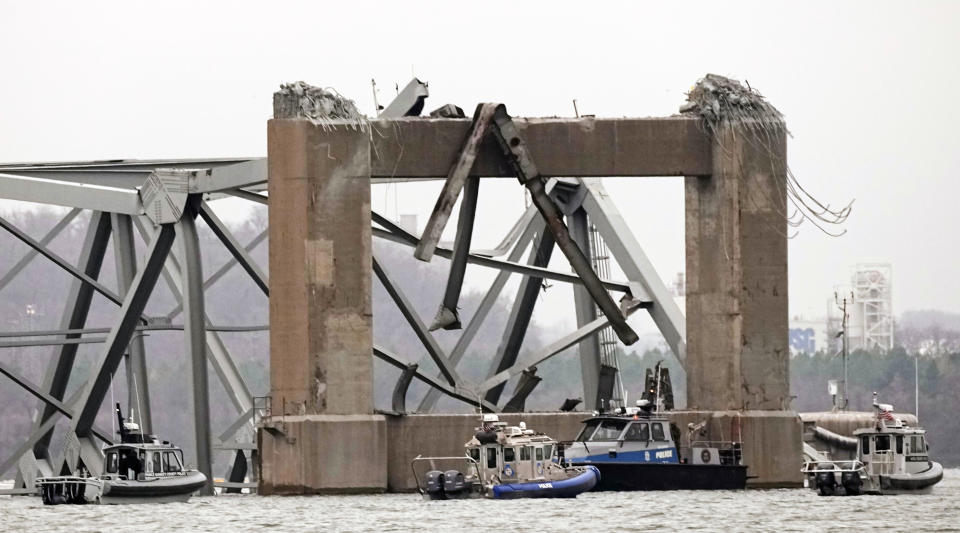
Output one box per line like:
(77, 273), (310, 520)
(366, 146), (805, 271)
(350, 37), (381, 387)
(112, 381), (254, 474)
(273, 81), (366, 130)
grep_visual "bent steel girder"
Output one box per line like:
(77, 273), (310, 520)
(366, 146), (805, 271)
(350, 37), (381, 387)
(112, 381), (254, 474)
(390, 362), (418, 414)
(581, 178), (687, 363)
(479, 302), (645, 395)
(483, 229), (556, 406)
(489, 104), (639, 346)
(502, 368), (541, 413)
(374, 345), (495, 412)
(372, 221), (632, 293)
(416, 213), (544, 413)
(372, 253), (462, 387)
(429, 175), (479, 331)
(569, 207), (604, 410)
(0, 207), (81, 293)
(32, 211), (112, 460)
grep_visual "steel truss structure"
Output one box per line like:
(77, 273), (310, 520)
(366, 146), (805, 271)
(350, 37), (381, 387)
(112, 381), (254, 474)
(0, 81), (686, 495)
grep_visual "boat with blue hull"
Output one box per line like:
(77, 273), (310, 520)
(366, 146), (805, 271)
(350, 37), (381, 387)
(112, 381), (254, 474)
(562, 363), (747, 491)
(413, 414), (599, 500)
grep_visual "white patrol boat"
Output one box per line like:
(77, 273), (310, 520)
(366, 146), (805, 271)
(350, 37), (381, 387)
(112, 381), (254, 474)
(802, 393), (943, 495)
(36, 403), (207, 504)
(412, 414), (599, 499)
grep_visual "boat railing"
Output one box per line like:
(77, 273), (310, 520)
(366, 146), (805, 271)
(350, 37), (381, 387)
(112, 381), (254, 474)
(867, 451), (896, 476)
(801, 460), (866, 474)
(685, 440), (743, 466)
(409, 455), (483, 495)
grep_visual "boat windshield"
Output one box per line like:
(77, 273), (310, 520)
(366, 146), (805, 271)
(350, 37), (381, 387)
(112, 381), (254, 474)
(590, 420), (628, 441)
(468, 448), (480, 463)
(576, 420), (601, 441)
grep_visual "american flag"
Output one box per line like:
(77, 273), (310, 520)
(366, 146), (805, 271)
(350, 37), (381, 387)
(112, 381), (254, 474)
(879, 407), (895, 421)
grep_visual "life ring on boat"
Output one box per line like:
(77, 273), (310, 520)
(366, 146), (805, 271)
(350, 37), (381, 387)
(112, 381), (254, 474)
(537, 462), (544, 475)
(700, 449), (712, 464)
(503, 465), (514, 477)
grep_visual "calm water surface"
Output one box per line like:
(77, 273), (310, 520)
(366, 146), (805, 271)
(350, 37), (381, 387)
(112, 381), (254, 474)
(2, 469), (958, 532)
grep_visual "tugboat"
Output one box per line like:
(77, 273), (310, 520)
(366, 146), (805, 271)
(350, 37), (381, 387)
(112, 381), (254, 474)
(561, 363), (747, 491)
(36, 403), (207, 504)
(801, 393), (943, 495)
(412, 414), (600, 499)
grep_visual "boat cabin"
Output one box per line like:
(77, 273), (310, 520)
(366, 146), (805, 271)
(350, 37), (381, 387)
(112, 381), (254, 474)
(855, 425), (930, 478)
(102, 414), (189, 481)
(465, 416), (557, 483)
(567, 411), (680, 464)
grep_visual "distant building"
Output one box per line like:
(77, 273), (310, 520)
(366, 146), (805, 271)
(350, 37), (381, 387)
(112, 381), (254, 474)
(850, 263), (894, 351)
(826, 263), (895, 353)
(790, 316), (829, 355)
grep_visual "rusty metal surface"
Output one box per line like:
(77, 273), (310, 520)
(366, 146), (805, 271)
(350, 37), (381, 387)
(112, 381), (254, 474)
(414, 103), (497, 262)
(488, 104), (639, 346)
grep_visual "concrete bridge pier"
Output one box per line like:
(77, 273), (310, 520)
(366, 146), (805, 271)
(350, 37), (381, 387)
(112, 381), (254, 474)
(258, 119), (387, 494)
(258, 101), (802, 492)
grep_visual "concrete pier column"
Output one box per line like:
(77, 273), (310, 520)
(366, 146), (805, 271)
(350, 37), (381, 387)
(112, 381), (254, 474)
(261, 116), (386, 494)
(267, 119), (374, 415)
(685, 124), (790, 411)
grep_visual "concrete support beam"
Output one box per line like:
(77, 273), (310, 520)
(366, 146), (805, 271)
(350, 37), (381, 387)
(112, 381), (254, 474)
(267, 119), (373, 416)
(369, 117), (711, 178)
(685, 125), (789, 410)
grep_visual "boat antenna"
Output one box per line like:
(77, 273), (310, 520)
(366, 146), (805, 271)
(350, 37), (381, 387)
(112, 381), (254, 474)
(110, 371), (116, 441)
(133, 372), (145, 437)
(371, 78), (381, 117)
(834, 291), (853, 411)
(654, 361), (662, 413)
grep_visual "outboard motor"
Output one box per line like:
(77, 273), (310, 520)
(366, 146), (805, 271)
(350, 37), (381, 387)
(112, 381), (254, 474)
(841, 471), (862, 496)
(424, 470), (446, 500)
(816, 470), (837, 496)
(443, 470), (468, 498)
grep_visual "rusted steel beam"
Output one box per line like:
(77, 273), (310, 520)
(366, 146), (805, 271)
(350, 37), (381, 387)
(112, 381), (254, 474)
(489, 104), (639, 346)
(429, 175), (479, 331)
(367, 116), (710, 178)
(414, 103), (496, 262)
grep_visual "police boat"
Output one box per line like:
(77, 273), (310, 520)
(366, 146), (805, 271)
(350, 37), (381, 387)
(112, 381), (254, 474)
(802, 393), (943, 496)
(560, 363), (746, 491)
(36, 403), (207, 504)
(412, 414), (599, 500)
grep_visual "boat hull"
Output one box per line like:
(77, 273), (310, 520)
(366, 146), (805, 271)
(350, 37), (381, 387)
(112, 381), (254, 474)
(572, 461), (747, 491)
(491, 466), (600, 499)
(100, 471), (207, 504)
(878, 461), (943, 494)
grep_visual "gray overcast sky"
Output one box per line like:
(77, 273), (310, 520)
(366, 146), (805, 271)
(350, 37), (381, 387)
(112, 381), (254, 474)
(2, 0), (959, 331)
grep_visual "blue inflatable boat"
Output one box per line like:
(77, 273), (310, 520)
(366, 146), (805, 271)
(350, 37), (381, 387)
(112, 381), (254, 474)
(413, 415), (601, 500)
(492, 466), (600, 499)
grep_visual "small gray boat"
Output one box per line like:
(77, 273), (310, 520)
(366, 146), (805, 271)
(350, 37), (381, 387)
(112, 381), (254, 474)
(802, 394), (943, 496)
(36, 404), (207, 504)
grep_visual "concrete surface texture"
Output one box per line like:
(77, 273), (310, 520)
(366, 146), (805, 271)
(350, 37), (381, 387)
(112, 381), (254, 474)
(267, 119), (373, 416)
(258, 414), (387, 495)
(685, 124), (790, 411)
(261, 107), (798, 492)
